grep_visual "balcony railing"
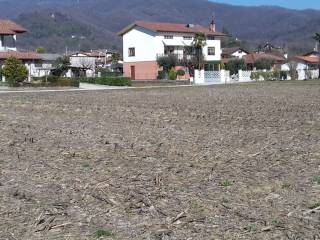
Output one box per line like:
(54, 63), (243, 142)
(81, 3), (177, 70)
(157, 53), (196, 63)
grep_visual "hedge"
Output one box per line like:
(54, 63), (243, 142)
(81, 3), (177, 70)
(79, 76), (132, 86)
(251, 70), (288, 81)
(32, 76), (80, 87)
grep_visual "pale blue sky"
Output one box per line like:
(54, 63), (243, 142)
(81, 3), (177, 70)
(211, 0), (320, 10)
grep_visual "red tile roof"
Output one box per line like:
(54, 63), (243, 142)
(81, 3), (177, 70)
(0, 27), (15, 35)
(0, 51), (41, 60)
(294, 55), (319, 64)
(118, 21), (226, 36)
(0, 20), (27, 35)
(243, 52), (286, 64)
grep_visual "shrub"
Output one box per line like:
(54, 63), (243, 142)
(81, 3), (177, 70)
(254, 58), (275, 70)
(280, 71), (288, 80)
(272, 70), (281, 80)
(31, 76), (79, 87)
(1, 57), (28, 87)
(157, 71), (166, 80)
(79, 76), (132, 86)
(168, 68), (177, 80)
(47, 75), (59, 83)
(157, 54), (178, 73)
(251, 71), (279, 81)
(177, 69), (185, 76)
(96, 67), (121, 77)
(52, 56), (71, 77)
(226, 59), (246, 75)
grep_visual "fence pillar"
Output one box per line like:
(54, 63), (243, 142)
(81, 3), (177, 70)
(238, 70), (243, 82)
(220, 69), (226, 83)
(194, 69), (205, 85)
(1, 65), (5, 82)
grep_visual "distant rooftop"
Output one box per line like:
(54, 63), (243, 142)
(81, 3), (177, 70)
(0, 50), (41, 60)
(38, 53), (62, 61)
(243, 52), (286, 64)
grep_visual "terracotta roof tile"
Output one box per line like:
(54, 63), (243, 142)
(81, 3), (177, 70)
(0, 20), (27, 35)
(0, 51), (41, 60)
(243, 53), (286, 64)
(0, 27), (15, 35)
(119, 21), (226, 36)
(294, 55), (319, 64)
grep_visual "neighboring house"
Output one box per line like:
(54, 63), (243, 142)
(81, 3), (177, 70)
(0, 20), (41, 82)
(118, 19), (225, 80)
(69, 50), (122, 77)
(30, 53), (61, 77)
(0, 20), (26, 52)
(70, 52), (97, 77)
(222, 47), (249, 59)
(281, 51), (319, 80)
(243, 52), (286, 70)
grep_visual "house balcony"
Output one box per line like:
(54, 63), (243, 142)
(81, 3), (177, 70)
(156, 53), (195, 64)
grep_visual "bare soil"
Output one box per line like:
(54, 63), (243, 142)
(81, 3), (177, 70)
(0, 82), (320, 240)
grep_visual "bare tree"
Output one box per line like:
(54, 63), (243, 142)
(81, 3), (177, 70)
(287, 61), (298, 80)
(78, 57), (95, 70)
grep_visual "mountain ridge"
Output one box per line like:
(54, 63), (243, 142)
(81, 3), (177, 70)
(0, 0), (319, 53)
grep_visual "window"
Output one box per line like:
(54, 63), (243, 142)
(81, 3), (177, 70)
(164, 35), (173, 39)
(183, 36), (192, 40)
(128, 47), (135, 57)
(207, 36), (215, 40)
(208, 47), (216, 56)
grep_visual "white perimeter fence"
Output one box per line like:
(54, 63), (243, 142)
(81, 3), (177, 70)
(194, 69), (319, 85)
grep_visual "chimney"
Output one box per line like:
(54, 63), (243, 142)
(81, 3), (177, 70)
(210, 16), (216, 32)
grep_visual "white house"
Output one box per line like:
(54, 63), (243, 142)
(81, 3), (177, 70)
(69, 50), (122, 77)
(281, 52), (319, 80)
(69, 53), (97, 77)
(29, 53), (62, 78)
(118, 19), (225, 80)
(0, 20), (42, 82)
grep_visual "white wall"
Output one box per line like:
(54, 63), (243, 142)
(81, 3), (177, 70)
(156, 33), (221, 61)
(281, 62), (308, 71)
(0, 35), (17, 52)
(70, 55), (96, 69)
(204, 40), (221, 61)
(123, 27), (157, 63)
